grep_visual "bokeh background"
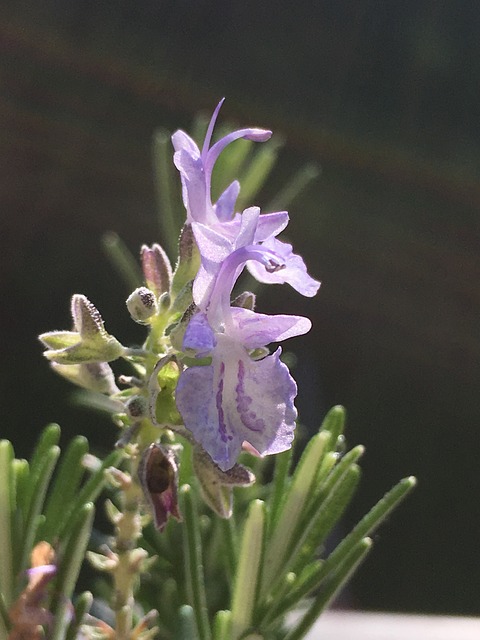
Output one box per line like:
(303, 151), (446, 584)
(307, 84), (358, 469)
(1, 0), (480, 617)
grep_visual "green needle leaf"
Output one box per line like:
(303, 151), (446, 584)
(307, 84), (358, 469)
(266, 162), (320, 211)
(231, 500), (265, 640)
(213, 610), (232, 640)
(174, 605), (200, 640)
(51, 503), (95, 640)
(0, 441), (14, 607)
(66, 591), (93, 640)
(20, 445), (60, 576)
(40, 436), (89, 542)
(261, 431), (330, 594)
(284, 538), (372, 640)
(268, 448), (293, 531)
(152, 128), (184, 258)
(10, 459), (29, 576)
(0, 591), (10, 638)
(237, 140), (283, 209)
(58, 448), (124, 541)
(322, 476), (417, 576)
(289, 464), (361, 576)
(26, 424), (60, 514)
(319, 405), (346, 450)
(102, 231), (143, 292)
(181, 484), (212, 640)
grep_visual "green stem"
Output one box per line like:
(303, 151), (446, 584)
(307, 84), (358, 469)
(113, 470), (144, 640)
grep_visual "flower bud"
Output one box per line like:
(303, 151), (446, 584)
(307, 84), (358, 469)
(126, 287), (158, 324)
(125, 395), (148, 419)
(138, 443), (181, 531)
(141, 243), (173, 298)
(71, 294), (105, 339)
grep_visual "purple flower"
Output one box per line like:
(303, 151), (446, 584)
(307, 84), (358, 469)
(172, 101), (320, 305)
(192, 206), (320, 308)
(172, 98), (272, 226)
(176, 245), (312, 471)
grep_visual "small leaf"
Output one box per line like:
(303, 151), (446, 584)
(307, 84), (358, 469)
(38, 331), (80, 349)
(193, 447), (255, 519)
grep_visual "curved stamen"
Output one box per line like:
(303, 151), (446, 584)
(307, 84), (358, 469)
(201, 98), (225, 162)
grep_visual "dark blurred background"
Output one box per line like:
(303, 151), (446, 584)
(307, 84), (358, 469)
(1, 0), (480, 617)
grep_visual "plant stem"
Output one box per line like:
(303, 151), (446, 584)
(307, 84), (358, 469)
(112, 465), (145, 640)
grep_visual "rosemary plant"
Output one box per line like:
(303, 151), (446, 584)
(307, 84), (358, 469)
(0, 101), (415, 640)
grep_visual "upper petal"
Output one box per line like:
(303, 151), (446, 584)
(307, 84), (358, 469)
(254, 211), (289, 242)
(214, 180), (240, 222)
(171, 130), (201, 158)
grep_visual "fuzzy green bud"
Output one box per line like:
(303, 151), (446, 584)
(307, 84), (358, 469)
(39, 294), (124, 364)
(126, 287), (158, 324)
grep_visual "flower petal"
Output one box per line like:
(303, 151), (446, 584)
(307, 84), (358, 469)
(176, 341), (297, 470)
(254, 211), (289, 241)
(247, 236), (320, 297)
(230, 308), (311, 348)
(215, 180), (240, 221)
(183, 313), (216, 355)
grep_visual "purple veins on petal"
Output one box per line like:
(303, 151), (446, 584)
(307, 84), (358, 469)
(176, 338), (298, 471)
(215, 361), (229, 443)
(235, 360), (265, 432)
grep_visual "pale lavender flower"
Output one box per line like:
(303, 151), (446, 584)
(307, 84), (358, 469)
(176, 244), (312, 471)
(192, 205), (320, 308)
(172, 98), (272, 226)
(172, 102), (319, 305)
